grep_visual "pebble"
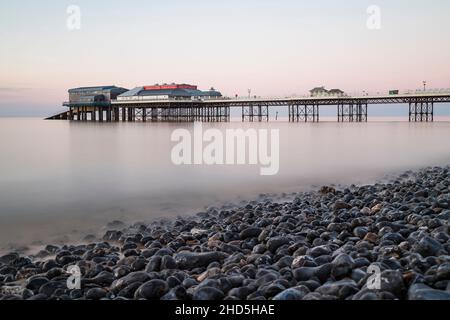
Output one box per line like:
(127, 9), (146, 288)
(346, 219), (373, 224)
(86, 288), (108, 300)
(408, 283), (450, 300)
(174, 251), (227, 269)
(273, 287), (309, 300)
(134, 279), (169, 300)
(193, 286), (225, 300)
(331, 254), (355, 279)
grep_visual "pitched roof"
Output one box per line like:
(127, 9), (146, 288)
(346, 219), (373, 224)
(310, 87), (327, 92)
(118, 87), (222, 98)
(69, 86), (127, 93)
(329, 88), (344, 93)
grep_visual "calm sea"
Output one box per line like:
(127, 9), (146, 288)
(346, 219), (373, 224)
(1, 117), (450, 251)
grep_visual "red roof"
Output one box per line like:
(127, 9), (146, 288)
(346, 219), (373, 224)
(143, 84), (197, 91)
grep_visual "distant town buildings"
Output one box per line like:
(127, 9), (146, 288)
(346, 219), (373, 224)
(310, 86), (346, 97)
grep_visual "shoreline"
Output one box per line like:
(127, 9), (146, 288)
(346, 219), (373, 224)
(1, 166), (449, 300)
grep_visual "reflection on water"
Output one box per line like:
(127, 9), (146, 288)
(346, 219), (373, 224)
(1, 117), (450, 251)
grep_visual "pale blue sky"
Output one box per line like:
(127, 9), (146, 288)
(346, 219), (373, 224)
(1, 0), (450, 116)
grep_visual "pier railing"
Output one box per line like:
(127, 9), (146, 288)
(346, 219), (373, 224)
(52, 90), (450, 123)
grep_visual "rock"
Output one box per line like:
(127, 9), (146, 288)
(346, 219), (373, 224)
(414, 236), (444, 257)
(38, 281), (66, 297)
(134, 279), (169, 300)
(191, 228), (208, 237)
(42, 260), (59, 272)
(382, 232), (405, 244)
(436, 263), (450, 281)
(145, 256), (162, 272)
(86, 288), (108, 300)
(309, 245), (331, 258)
(20, 289), (33, 300)
(353, 227), (368, 239)
(334, 201), (352, 211)
(260, 283), (285, 298)
(273, 287), (309, 300)
(111, 271), (150, 292)
(371, 204), (382, 214)
(267, 237), (290, 253)
(228, 287), (252, 299)
(197, 268), (221, 282)
(0, 253), (19, 265)
(103, 230), (123, 241)
(408, 284), (450, 300)
(26, 276), (49, 292)
(315, 279), (359, 299)
(363, 233), (378, 243)
(117, 282), (142, 298)
(174, 251), (227, 269)
(319, 186), (336, 194)
(292, 255), (316, 269)
(331, 254), (355, 279)
(379, 270), (405, 297)
(239, 228), (262, 240)
(44, 245), (59, 254)
(193, 286), (225, 300)
(293, 264), (332, 283)
(160, 256), (177, 270)
(90, 271), (115, 287)
(27, 294), (48, 300)
(414, 190), (429, 198)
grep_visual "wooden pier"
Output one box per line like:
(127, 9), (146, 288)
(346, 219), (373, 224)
(47, 93), (450, 123)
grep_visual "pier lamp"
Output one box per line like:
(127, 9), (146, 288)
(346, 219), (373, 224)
(423, 81), (427, 92)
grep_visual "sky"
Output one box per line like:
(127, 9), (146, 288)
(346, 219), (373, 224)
(1, 0), (450, 116)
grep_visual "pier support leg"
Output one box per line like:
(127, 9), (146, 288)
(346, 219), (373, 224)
(106, 107), (111, 122)
(337, 102), (367, 122)
(409, 100), (433, 122)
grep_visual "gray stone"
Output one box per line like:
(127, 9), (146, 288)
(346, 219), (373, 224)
(331, 254), (355, 279)
(174, 251), (227, 269)
(239, 228), (263, 240)
(86, 288), (108, 300)
(408, 283), (450, 300)
(267, 237), (290, 253)
(273, 287), (309, 300)
(193, 286), (225, 300)
(315, 279), (359, 299)
(414, 236), (444, 257)
(134, 279), (169, 300)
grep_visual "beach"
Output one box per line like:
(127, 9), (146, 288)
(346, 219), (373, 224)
(1, 166), (449, 300)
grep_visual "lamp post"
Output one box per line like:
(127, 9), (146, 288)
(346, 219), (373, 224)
(423, 81), (427, 92)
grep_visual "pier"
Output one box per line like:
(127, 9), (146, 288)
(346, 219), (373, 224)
(47, 85), (450, 123)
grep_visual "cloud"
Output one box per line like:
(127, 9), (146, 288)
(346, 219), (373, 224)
(0, 87), (32, 92)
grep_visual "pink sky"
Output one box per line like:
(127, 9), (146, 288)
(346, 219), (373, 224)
(1, 1), (450, 115)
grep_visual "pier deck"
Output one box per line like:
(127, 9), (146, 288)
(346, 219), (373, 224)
(48, 92), (450, 123)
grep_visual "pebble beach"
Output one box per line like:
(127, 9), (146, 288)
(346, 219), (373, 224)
(1, 166), (450, 300)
